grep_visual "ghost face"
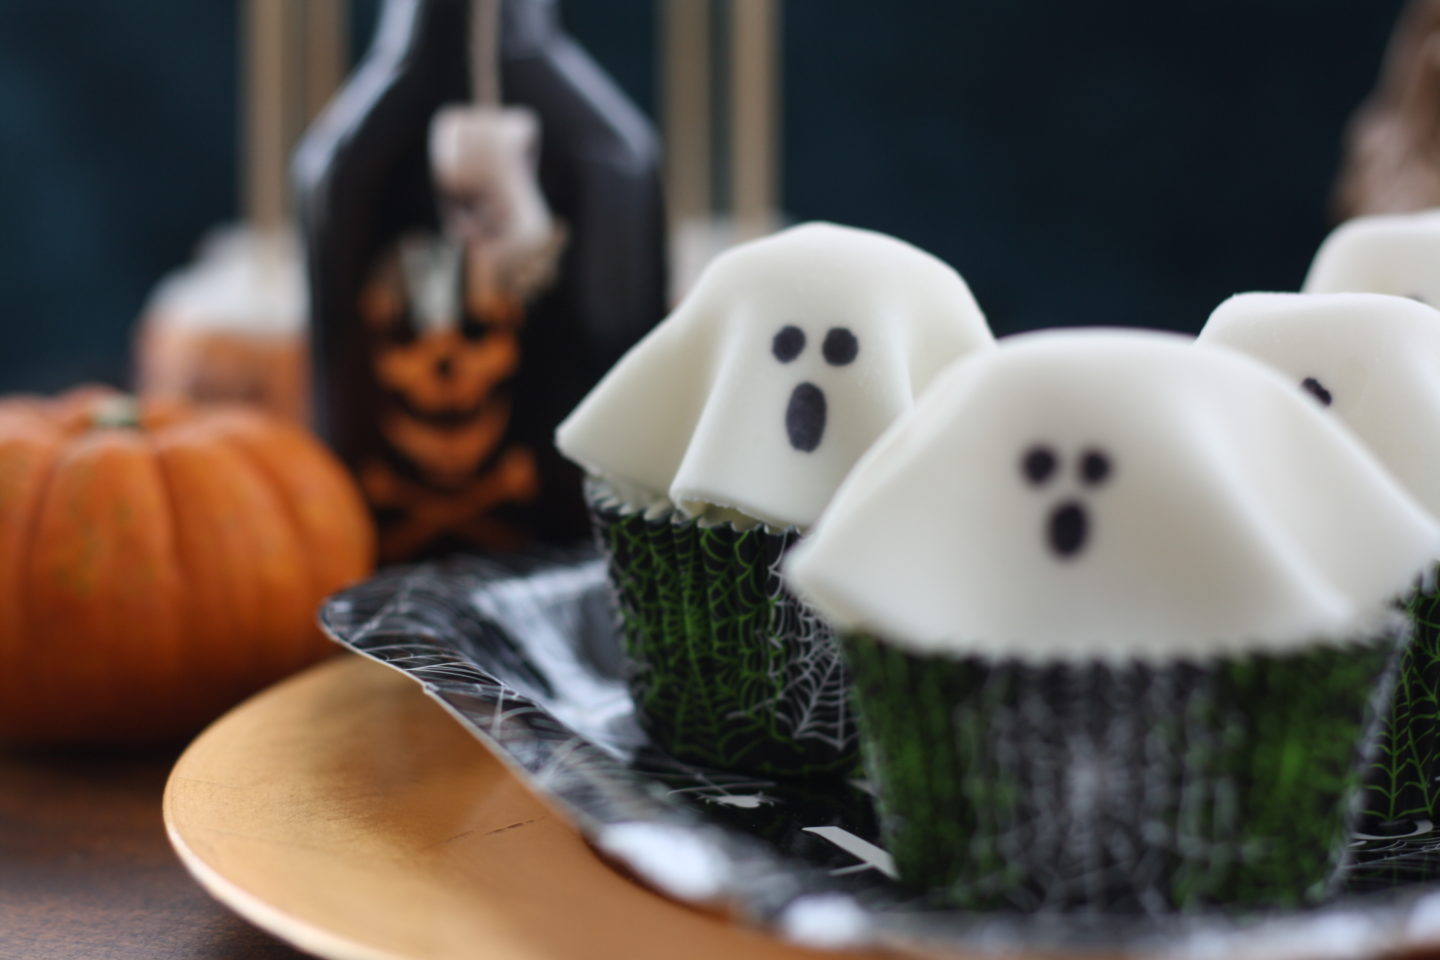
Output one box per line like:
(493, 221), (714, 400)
(674, 283), (921, 526)
(1198, 292), (1440, 518)
(556, 223), (994, 529)
(1305, 210), (1440, 306)
(770, 323), (859, 452)
(1017, 442), (1114, 559)
(786, 330), (1439, 659)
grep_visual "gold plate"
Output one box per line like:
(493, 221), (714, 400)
(163, 654), (865, 960)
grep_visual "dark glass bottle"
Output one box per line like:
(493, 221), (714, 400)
(296, 0), (665, 563)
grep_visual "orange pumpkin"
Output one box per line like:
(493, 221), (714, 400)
(0, 386), (375, 743)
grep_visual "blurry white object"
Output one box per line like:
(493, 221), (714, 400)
(1199, 291), (1440, 518)
(1305, 208), (1440, 303)
(429, 105), (562, 303)
(146, 226), (304, 336)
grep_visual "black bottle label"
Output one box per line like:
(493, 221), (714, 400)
(300, 0), (666, 565)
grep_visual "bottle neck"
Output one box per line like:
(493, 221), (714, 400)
(498, 0), (559, 59)
(370, 0), (560, 65)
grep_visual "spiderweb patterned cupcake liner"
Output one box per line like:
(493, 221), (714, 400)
(589, 483), (857, 778)
(844, 629), (1403, 912)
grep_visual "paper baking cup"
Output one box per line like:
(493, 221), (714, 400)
(1364, 582), (1440, 831)
(843, 628), (1404, 912)
(588, 482), (857, 777)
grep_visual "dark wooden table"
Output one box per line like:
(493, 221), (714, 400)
(0, 744), (305, 960)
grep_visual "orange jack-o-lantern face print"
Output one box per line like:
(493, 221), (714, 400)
(356, 231), (541, 560)
(372, 324), (520, 416)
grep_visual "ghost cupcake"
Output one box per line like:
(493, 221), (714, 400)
(786, 329), (1439, 911)
(1305, 209), (1440, 304)
(1199, 291), (1440, 830)
(555, 222), (994, 776)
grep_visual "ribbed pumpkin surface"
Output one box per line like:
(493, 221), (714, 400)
(0, 387), (375, 742)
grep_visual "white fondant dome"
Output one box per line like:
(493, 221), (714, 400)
(785, 329), (1439, 661)
(554, 222), (994, 529)
(1198, 291), (1440, 518)
(1304, 209), (1440, 304)
(146, 225), (305, 337)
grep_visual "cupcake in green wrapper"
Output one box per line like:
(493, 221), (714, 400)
(788, 329), (1440, 911)
(1199, 284), (1440, 831)
(586, 480), (848, 775)
(555, 222), (995, 777)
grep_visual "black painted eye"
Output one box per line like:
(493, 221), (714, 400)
(1080, 449), (1111, 486)
(387, 310), (419, 346)
(1300, 377), (1333, 407)
(460, 313), (492, 341)
(822, 327), (859, 366)
(773, 325), (805, 363)
(1022, 446), (1057, 486)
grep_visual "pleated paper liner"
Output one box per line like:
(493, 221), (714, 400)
(587, 480), (856, 778)
(844, 626), (1404, 912)
(1365, 577), (1440, 831)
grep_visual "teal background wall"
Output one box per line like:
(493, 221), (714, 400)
(0, 0), (1409, 391)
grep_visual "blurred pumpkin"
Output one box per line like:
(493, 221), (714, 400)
(0, 386), (375, 743)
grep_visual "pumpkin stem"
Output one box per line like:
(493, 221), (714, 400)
(92, 396), (143, 430)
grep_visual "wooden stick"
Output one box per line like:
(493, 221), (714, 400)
(662, 0), (713, 236)
(729, 0), (778, 238)
(470, 0), (501, 105)
(244, 0), (291, 232)
(303, 0), (347, 123)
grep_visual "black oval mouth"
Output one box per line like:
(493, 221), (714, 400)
(785, 382), (827, 452)
(1048, 501), (1088, 559)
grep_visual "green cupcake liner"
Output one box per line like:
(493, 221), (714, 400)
(1363, 580), (1440, 829)
(843, 630), (1403, 912)
(589, 483), (857, 778)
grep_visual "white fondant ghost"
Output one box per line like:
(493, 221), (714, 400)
(1198, 291), (1440, 518)
(785, 329), (1440, 660)
(1304, 209), (1440, 304)
(554, 223), (994, 529)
